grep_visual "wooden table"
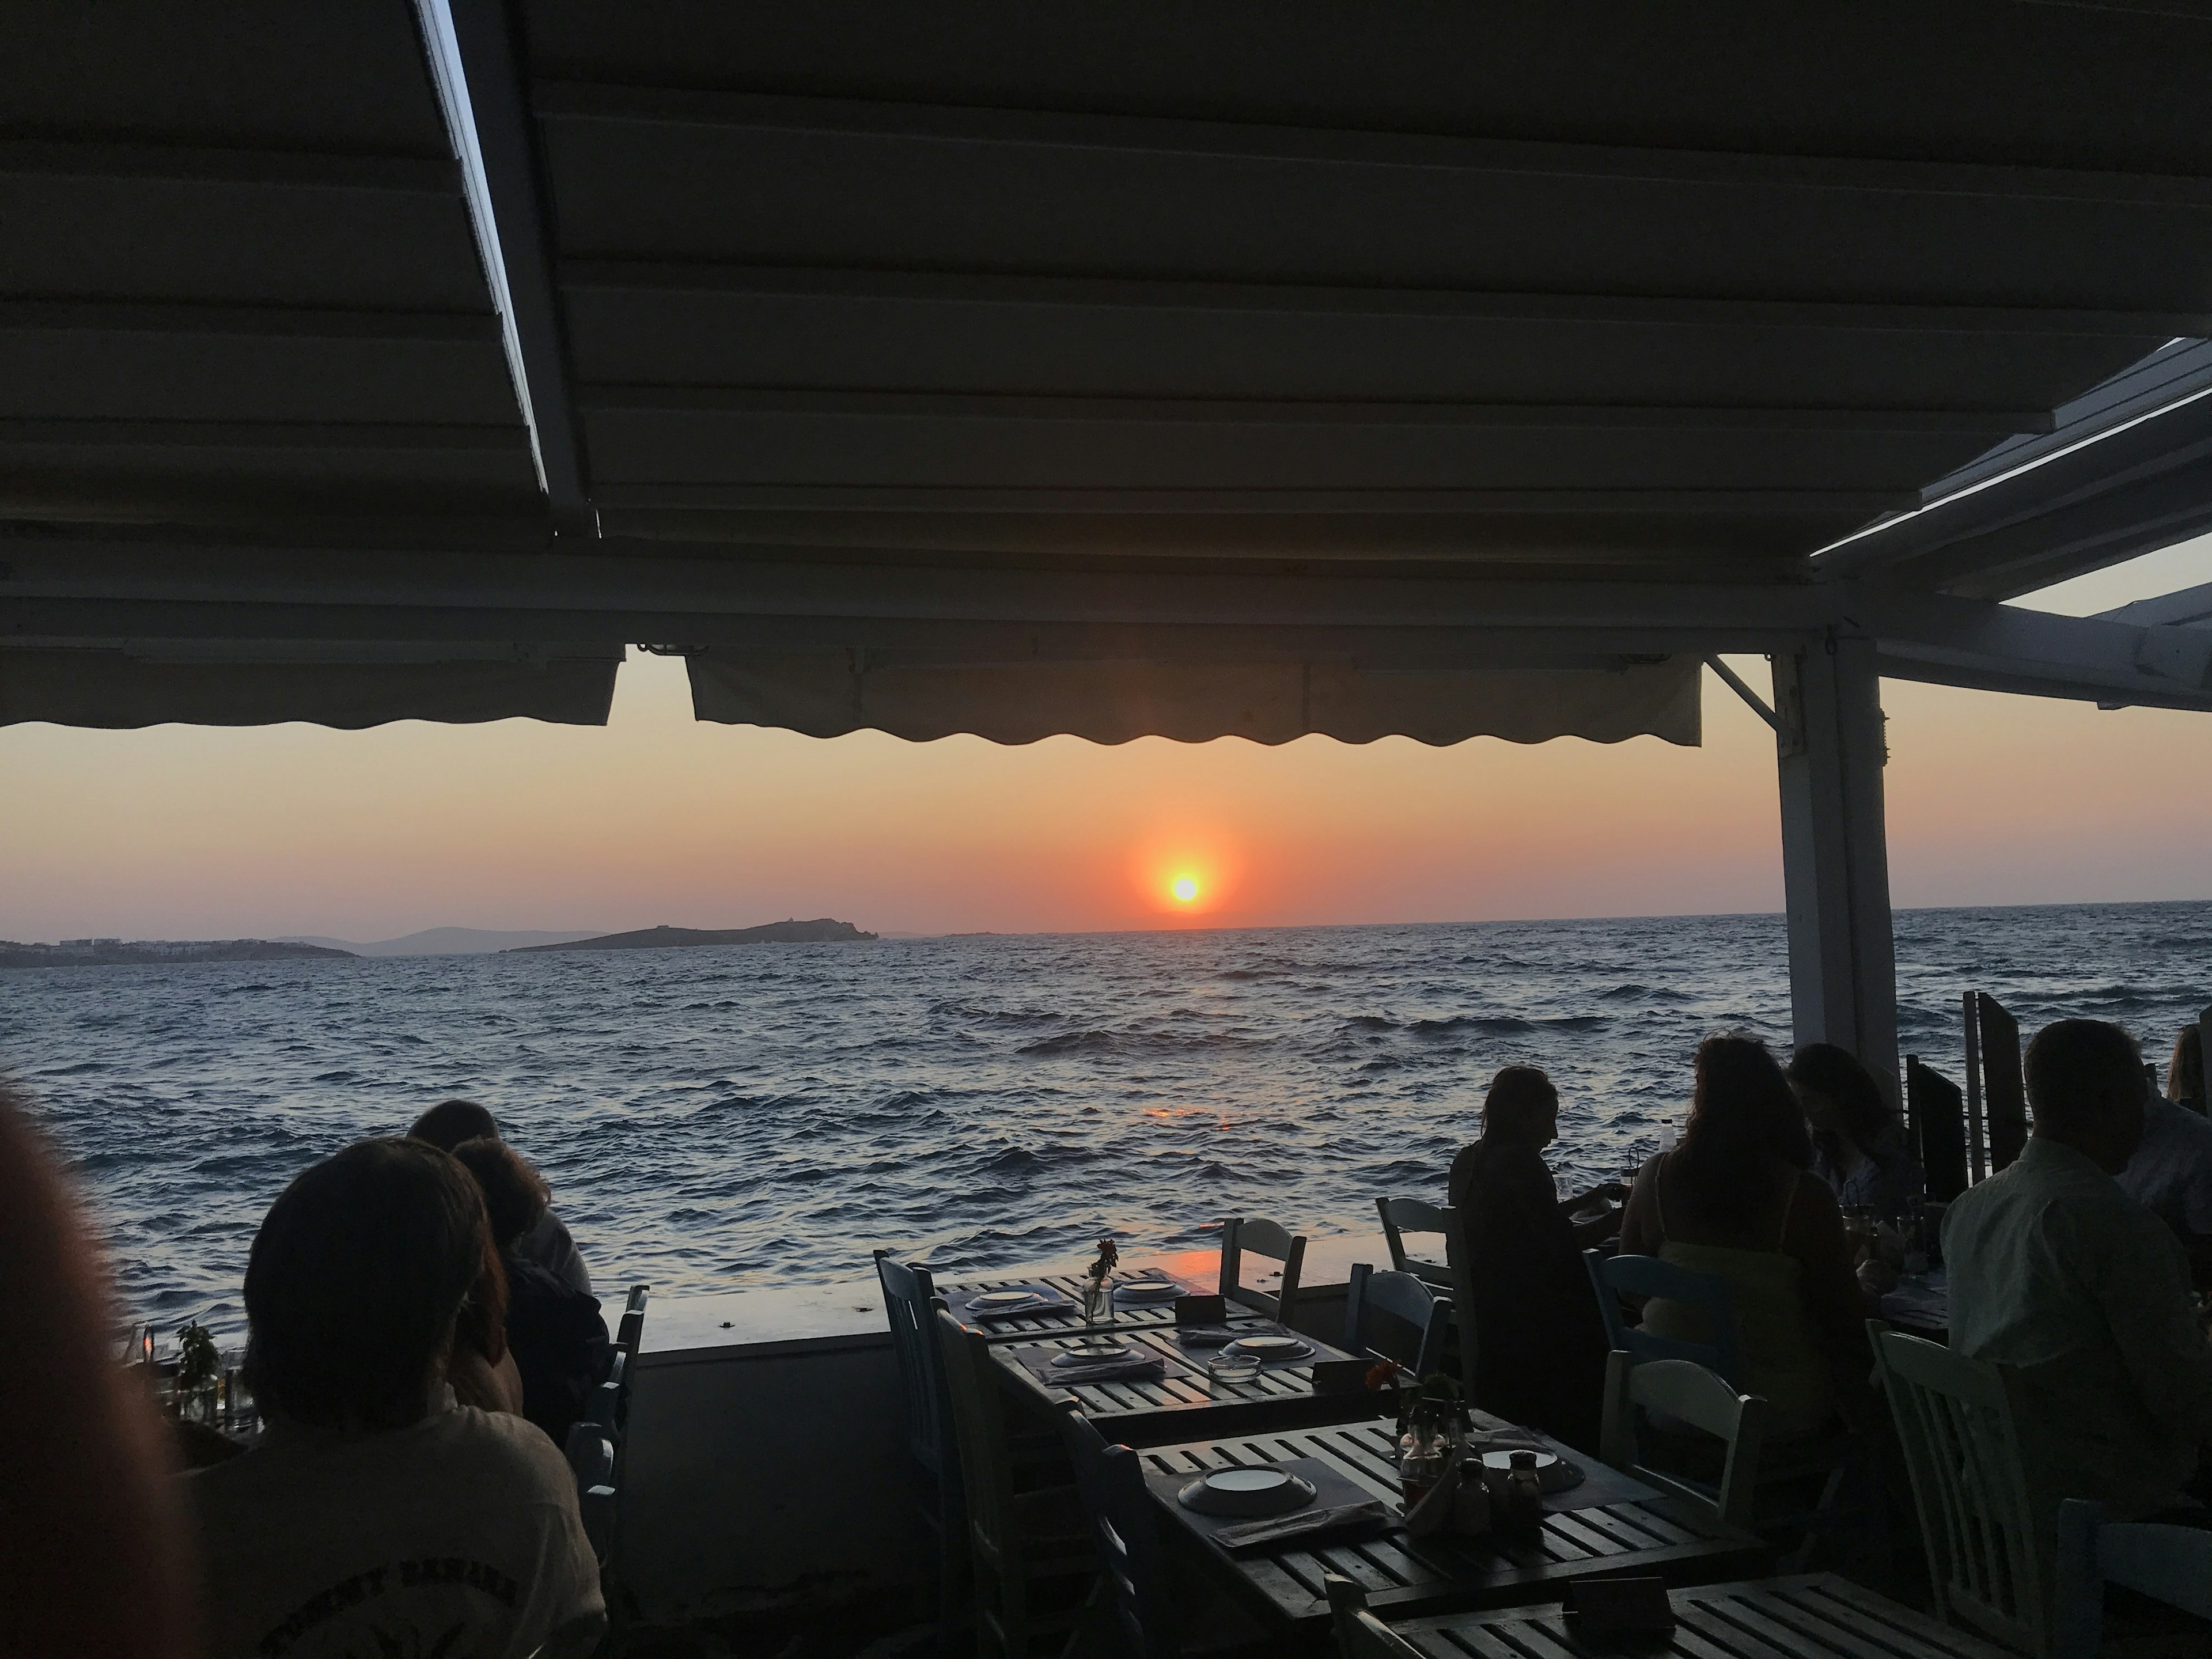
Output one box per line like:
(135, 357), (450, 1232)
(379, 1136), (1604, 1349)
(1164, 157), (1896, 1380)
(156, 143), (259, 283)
(1387, 1574), (2010, 1658)
(1139, 1419), (1768, 1638)
(991, 1321), (1382, 1445)
(939, 1270), (1268, 1340)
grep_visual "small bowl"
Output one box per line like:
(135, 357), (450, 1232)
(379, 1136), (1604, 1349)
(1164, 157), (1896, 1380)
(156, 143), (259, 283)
(1207, 1353), (1262, 1386)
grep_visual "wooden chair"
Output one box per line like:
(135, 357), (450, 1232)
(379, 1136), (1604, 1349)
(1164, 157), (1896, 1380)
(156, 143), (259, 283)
(1598, 1350), (1769, 1529)
(615, 1283), (648, 1371)
(933, 1308), (1094, 1658)
(563, 1421), (617, 1562)
(1057, 1407), (1178, 1659)
(1343, 1263), (1449, 1380)
(1582, 1248), (1743, 1382)
(1870, 1321), (2047, 1656)
(1324, 1574), (1425, 1659)
(1374, 1196), (1478, 1381)
(875, 1251), (971, 1643)
(2054, 1498), (2212, 1659)
(1218, 1216), (1306, 1324)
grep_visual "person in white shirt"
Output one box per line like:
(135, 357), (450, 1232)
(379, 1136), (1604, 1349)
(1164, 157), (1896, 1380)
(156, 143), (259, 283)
(1943, 1018), (2212, 1527)
(2119, 1087), (2212, 1288)
(188, 1138), (604, 1659)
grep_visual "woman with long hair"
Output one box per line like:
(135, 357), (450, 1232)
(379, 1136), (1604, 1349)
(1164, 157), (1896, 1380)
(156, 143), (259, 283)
(1786, 1042), (1922, 1214)
(1618, 1033), (1874, 1438)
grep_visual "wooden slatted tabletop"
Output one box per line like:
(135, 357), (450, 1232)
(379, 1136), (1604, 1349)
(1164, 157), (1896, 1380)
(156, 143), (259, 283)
(1138, 1419), (1769, 1635)
(1390, 1574), (2010, 1658)
(990, 1321), (1384, 1445)
(938, 1270), (1269, 1339)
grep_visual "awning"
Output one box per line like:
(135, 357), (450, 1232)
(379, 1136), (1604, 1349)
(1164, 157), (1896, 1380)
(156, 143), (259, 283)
(686, 651), (1698, 747)
(0, 643), (620, 729)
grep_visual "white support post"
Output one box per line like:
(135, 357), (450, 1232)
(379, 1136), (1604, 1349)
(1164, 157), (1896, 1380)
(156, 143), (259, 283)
(1773, 635), (1900, 1100)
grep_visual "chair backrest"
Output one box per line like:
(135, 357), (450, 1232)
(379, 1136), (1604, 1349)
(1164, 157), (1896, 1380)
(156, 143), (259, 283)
(933, 1306), (1021, 1566)
(563, 1422), (616, 1560)
(1218, 1216), (1306, 1322)
(1584, 1249), (1743, 1384)
(1323, 1573), (1425, 1659)
(586, 1348), (626, 1432)
(1374, 1195), (1453, 1289)
(1870, 1321), (2046, 1656)
(1058, 1407), (1179, 1659)
(1375, 1196), (1480, 1382)
(1597, 1350), (1768, 1529)
(1907, 1055), (1971, 1203)
(1344, 1263), (1448, 1380)
(2053, 1498), (2212, 1659)
(876, 1250), (952, 1478)
(616, 1283), (649, 1363)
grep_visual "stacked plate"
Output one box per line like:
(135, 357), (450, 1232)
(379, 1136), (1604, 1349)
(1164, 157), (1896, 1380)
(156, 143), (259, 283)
(967, 1290), (1046, 1315)
(1053, 1344), (1132, 1368)
(1115, 1278), (1184, 1305)
(1177, 1466), (1317, 1517)
(1221, 1333), (1313, 1363)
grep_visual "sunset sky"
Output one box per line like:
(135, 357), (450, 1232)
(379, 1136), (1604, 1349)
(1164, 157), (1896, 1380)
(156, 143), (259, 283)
(5, 541), (2210, 945)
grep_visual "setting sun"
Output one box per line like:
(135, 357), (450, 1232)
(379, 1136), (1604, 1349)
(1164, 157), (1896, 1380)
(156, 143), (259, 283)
(1170, 875), (1200, 903)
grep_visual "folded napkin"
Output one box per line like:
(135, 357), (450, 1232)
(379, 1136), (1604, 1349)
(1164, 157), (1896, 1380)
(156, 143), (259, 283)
(1043, 1355), (1166, 1386)
(1213, 1499), (1391, 1551)
(1171, 1324), (1240, 1348)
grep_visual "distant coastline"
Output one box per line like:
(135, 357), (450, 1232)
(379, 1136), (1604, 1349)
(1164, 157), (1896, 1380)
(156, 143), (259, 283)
(507, 919), (876, 953)
(0, 938), (353, 971)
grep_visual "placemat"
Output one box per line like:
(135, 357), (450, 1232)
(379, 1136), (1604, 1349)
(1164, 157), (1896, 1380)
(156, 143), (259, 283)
(1005, 1342), (1196, 1389)
(1174, 1324), (1318, 1371)
(944, 1283), (1078, 1323)
(1145, 1456), (1389, 1552)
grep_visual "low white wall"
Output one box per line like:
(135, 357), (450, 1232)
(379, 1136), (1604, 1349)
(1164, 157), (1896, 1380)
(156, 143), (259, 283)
(621, 1332), (926, 1624)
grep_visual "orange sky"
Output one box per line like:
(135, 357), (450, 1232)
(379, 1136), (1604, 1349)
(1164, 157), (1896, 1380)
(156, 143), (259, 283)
(4, 547), (2210, 943)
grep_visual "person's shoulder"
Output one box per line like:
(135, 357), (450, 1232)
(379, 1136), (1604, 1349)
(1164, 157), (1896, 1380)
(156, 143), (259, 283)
(431, 1404), (575, 1495)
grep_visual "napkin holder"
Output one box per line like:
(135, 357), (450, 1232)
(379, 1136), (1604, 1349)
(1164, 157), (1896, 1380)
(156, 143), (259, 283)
(1175, 1294), (1227, 1326)
(1313, 1358), (1370, 1395)
(1563, 1576), (1674, 1641)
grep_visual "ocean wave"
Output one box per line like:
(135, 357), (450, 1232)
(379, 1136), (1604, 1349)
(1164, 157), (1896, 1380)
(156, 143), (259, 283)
(1408, 1015), (1534, 1036)
(14, 900), (2210, 1340)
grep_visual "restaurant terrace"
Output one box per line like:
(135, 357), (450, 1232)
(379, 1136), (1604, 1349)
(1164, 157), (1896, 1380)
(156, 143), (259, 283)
(10, 4), (2212, 1656)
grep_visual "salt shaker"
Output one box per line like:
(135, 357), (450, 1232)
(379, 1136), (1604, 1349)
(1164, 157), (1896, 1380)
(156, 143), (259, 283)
(1498, 1449), (1545, 1540)
(1450, 1460), (1491, 1537)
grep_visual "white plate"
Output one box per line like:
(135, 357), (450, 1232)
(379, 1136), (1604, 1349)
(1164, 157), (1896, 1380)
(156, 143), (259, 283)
(1054, 1345), (1131, 1366)
(1225, 1335), (1311, 1361)
(1177, 1466), (1318, 1517)
(970, 1290), (1041, 1310)
(1116, 1281), (1184, 1302)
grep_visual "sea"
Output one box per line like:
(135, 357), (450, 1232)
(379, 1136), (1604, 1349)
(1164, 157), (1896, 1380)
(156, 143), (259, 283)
(5, 902), (2208, 1343)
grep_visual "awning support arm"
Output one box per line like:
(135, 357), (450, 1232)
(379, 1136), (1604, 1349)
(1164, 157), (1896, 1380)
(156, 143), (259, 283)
(1703, 654), (1778, 730)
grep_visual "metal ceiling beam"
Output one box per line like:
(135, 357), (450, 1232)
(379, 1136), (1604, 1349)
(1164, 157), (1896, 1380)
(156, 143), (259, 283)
(0, 419), (529, 452)
(7, 534), (2209, 708)
(584, 483), (1919, 516)
(531, 82), (2212, 209)
(572, 385), (2055, 434)
(2099, 581), (2212, 628)
(412, 0), (592, 535)
(0, 301), (498, 341)
(562, 261), (2205, 338)
(0, 140), (457, 193)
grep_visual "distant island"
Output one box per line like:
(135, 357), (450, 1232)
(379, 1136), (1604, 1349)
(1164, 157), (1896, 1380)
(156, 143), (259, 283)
(507, 919), (877, 954)
(0, 938), (355, 970)
(280, 926), (604, 957)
